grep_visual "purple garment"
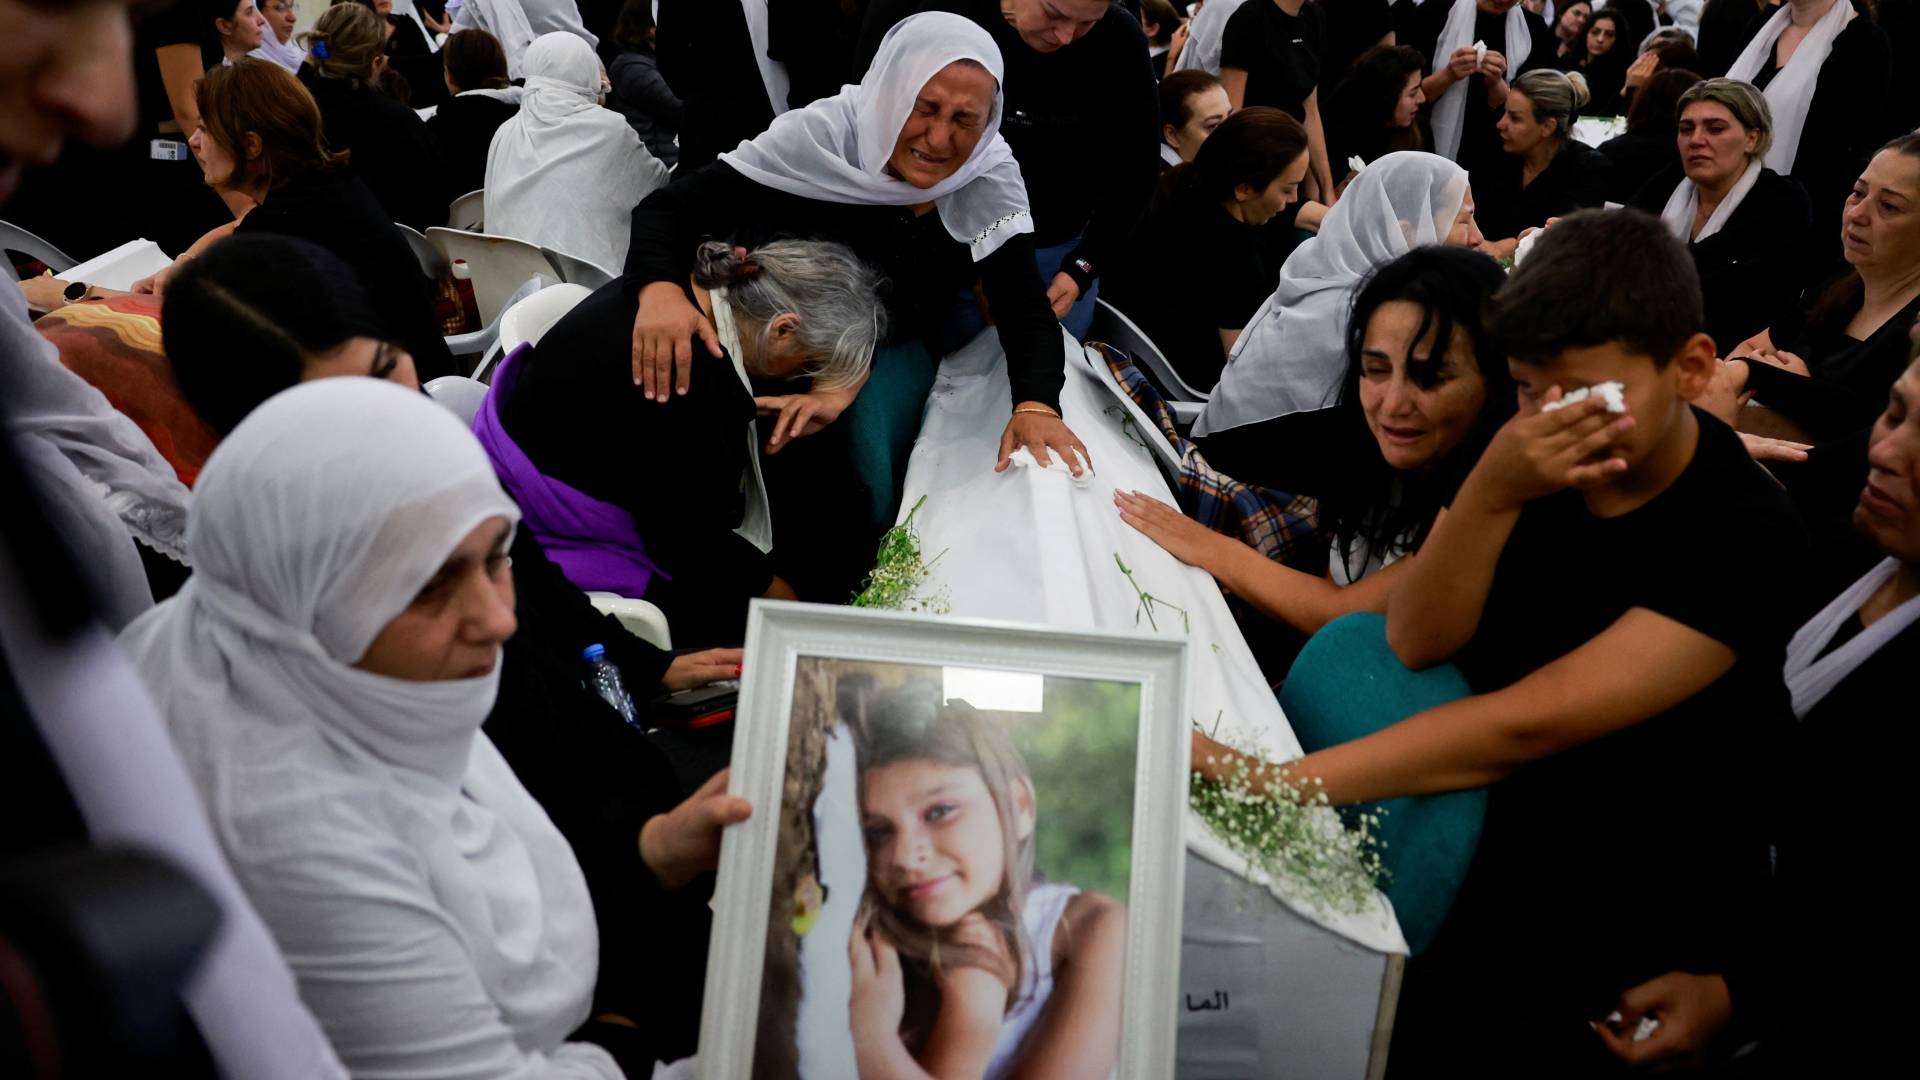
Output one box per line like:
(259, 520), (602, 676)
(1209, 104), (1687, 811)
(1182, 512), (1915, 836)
(474, 343), (669, 596)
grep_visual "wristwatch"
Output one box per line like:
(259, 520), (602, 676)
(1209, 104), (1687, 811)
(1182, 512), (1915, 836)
(62, 280), (91, 305)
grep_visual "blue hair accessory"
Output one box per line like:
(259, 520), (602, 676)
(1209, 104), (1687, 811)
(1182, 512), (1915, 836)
(311, 39), (330, 59)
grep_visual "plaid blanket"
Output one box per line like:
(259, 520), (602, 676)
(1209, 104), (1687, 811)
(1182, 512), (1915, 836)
(1092, 343), (1322, 570)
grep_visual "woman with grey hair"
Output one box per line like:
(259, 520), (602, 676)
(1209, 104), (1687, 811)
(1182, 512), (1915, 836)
(476, 238), (888, 646)
(1628, 77), (1814, 353)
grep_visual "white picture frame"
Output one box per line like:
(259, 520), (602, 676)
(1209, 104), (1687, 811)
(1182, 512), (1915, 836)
(697, 600), (1191, 1080)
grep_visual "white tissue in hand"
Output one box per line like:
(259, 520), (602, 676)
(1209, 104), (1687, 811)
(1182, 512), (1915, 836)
(1006, 446), (1093, 486)
(1540, 381), (1627, 414)
(1473, 39), (1487, 67)
(1632, 1016), (1661, 1043)
(1511, 228), (1542, 270)
(1347, 155), (1367, 174)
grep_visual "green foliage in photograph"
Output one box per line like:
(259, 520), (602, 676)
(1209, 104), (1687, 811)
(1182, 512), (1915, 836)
(1011, 677), (1141, 903)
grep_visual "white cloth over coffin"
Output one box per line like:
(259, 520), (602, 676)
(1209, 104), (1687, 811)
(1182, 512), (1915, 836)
(896, 327), (1404, 954)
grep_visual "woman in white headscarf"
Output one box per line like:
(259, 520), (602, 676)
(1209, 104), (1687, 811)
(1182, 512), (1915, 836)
(624, 10), (1087, 523)
(485, 32), (668, 276)
(120, 378), (748, 1079)
(1722, 0), (1893, 246)
(2, 283), (190, 631)
(1192, 152), (1484, 486)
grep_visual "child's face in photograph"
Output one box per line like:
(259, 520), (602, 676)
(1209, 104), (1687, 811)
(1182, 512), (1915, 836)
(1508, 339), (1711, 476)
(860, 760), (1031, 928)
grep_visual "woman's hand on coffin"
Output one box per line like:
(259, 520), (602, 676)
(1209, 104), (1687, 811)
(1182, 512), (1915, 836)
(1594, 971), (1732, 1071)
(1045, 272), (1081, 319)
(130, 260), (180, 300)
(1469, 389), (1634, 510)
(661, 647), (744, 692)
(1115, 490), (1229, 572)
(638, 768), (751, 889)
(756, 378), (863, 453)
(997, 407), (1092, 478)
(631, 280), (723, 401)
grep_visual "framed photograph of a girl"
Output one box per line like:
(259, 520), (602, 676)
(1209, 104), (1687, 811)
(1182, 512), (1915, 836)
(697, 602), (1189, 1080)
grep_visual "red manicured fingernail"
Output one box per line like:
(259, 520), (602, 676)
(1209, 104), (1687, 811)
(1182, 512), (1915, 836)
(733, 665), (743, 677)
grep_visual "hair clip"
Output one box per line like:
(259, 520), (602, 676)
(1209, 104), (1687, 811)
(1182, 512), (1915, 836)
(729, 245), (761, 275)
(311, 39), (330, 59)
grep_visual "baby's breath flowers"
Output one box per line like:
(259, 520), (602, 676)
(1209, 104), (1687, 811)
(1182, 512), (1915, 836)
(1190, 727), (1387, 917)
(850, 496), (951, 613)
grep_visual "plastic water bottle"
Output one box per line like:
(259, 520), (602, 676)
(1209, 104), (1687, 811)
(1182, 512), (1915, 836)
(582, 644), (639, 727)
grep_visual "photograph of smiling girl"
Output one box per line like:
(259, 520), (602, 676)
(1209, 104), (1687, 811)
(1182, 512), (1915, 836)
(751, 657), (1135, 1080)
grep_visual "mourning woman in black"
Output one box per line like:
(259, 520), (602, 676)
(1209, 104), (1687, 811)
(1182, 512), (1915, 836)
(626, 12), (1090, 516)
(1102, 108), (1311, 391)
(1477, 69), (1612, 256)
(425, 29), (521, 196)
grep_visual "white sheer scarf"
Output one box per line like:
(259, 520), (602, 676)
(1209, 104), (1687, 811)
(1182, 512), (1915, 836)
(250, 27), (306, 72)
(1174, 0), (1249, 75)
(1726, 0), (1855, 174)
(1784, 558), (1920, 719)
(1660, 157), (1763, 243)
(452, 0), (539, 78)
(485, 32), (668, 274)
(1194, 152), (1471, 437)
(1430, 0), (1533, 161)
(119, 379), (604, 1073)
(720, 11), (1033, 262)
(0, 284), (191, 629)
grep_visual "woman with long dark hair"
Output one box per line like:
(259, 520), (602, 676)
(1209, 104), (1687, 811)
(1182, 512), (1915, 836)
(1101, 107), (1312, 389)
(1325, 44), (1429, 183)
(1117, 245), (1516, 637)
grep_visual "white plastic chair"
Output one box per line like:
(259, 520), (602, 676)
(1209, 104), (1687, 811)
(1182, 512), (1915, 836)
(498, 283), (594, 354)
(447, 188), (486, 231)
(422, 375), (490, 426)
(1087, 298), (1209, 427)
(539, 245), (616, 291)
(1, 218), (79, 273)
(424, 227), (561, 328)
(397, 223), (498, 359)
(586, 593), (673, 650)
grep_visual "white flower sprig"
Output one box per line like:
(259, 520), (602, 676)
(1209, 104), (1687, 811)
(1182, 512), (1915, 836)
(1190, 724), (1388, 917)
(850, 496), (950, 613)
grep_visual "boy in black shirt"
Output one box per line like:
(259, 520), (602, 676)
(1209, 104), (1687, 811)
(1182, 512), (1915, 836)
(1194, 209), (1803, 1076)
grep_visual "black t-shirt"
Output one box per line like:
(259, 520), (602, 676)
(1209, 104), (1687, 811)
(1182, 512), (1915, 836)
(1433, 410), (1803, 1020)
(1101, 184), (1275, 389)
(1220, 0), (1328, 119)
(1318, 0), (1394, 96)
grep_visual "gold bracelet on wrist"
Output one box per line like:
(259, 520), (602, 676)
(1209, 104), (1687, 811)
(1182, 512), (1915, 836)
(1012, 406), (1059, 418)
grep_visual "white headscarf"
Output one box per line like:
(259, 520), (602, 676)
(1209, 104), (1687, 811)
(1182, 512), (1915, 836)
(1784, 558), (1920, 719)
(119, 379), (605, 1074)
(250, 28), (306, 73)
(720, 11), (1034, 262)
(485, 32), (668, 274)
(1726, 0), (1854, 175)
(452, 0), (540, 78)
(1660, 156), (1764, 243)
(1430, 0), (1534, 161)
(1, 284), (191, 630)
(1194, 152), (1471, 437)
(1174, 0), (1249, 75)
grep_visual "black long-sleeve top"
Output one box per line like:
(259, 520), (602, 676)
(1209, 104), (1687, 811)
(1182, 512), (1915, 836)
(1399, 3), (1559, 185)
(424, 93), (519, 197)
(500, 276), (777, 635)
(298, 68), (455, 232)
(1745, 288), (1920, 440)
(608, 47), (683, 168)
(854, 0), (1161, 295)
(1627, 165), (1815, 355)
(1475, 136), (1612, 243)
(485, 529), (713, 1065)
(624, 160), (1065, 410)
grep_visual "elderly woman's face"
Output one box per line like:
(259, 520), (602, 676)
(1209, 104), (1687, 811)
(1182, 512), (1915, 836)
(1445, 186), (1484, 248)
(1857, 358), (1920, 561)
(1677, 101), (1759, 188)
(889, 61), (996, 189)
(1842, 150), (1920, 275)
(354, 517), (517, 681)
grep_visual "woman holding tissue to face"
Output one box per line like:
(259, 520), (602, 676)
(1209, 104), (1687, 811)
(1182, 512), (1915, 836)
(1406, 0), (1559, 183)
